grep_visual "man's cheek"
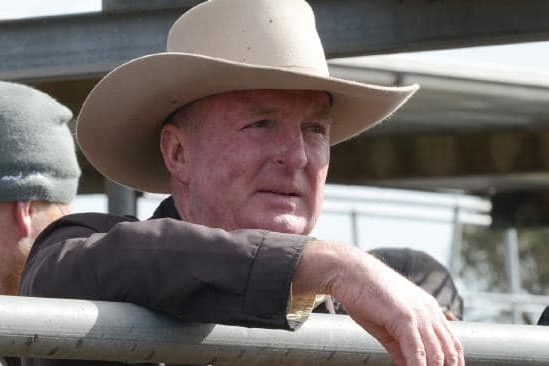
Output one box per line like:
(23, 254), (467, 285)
(227, 163), (250, 183)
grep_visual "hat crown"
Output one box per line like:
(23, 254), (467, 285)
(167, 0), (329, 76)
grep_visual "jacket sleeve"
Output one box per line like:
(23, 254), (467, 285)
(19, 213), (311, 329)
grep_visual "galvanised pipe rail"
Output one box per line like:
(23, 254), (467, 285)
(0, 295), (548, 365)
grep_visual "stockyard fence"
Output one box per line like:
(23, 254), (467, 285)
(0, 295), (548, 365)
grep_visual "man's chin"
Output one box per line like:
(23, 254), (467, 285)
(248, 214), (311, 235)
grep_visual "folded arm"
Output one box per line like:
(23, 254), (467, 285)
(20, 213), (310, 329)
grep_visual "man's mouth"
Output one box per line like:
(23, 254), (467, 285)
(258, 189), (300, 197)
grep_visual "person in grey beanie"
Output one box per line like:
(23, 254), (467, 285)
(0, 81), (80, 295)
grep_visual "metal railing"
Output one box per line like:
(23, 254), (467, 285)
(1, 295), (548, 365)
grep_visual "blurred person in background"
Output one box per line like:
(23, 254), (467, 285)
(370, 248), (464, 320)
(0, 81), (80, 295)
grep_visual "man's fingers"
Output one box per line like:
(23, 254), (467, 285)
(389, 317), (428, 366)
(435, 317), (465, 366)
(414, 311), (464, 366)
(420, 319), (446, 366)
(387, 310), (463, 366)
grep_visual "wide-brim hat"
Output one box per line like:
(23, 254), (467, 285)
(77, 0), (418, 193)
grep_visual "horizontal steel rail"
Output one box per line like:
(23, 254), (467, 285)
(1, 295), (549, 364)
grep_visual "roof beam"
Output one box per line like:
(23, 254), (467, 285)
(313, 0), (549, 57)
(1, 0), (548, 81)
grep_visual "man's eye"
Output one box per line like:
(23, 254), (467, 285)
(244, 120), (270, 129)
(305, 123), (327, 135)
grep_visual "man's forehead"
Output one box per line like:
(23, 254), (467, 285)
(198, 89), (331, 114)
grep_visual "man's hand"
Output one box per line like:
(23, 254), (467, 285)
(293, 241), (464, 366)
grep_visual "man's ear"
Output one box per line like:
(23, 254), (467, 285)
(13, 202), (32, 238)
(160, 124), (190, 183)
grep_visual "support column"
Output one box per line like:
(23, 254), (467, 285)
(504, 228), (522, 323)
(449, 205), (463, 277)
(105, 178), (136, 217)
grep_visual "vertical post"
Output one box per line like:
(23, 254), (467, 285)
(350, 210), (360, 246)
(449, 205), (463, 277)
(105, 178), (137, 217)
(504, 228), (521, 323)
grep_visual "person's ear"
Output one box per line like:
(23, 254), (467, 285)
(13, 201), (32, 238)
(160, 123), (190, 183)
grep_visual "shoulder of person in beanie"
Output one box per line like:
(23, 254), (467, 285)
(18, 1), (463, 365)
(0, 81), (80, 296)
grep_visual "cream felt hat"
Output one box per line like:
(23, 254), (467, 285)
(77, 0), (418, 193)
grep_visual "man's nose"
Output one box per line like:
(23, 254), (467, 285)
(274, 130), (308, 170)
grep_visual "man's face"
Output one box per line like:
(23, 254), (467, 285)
(169, 90), (331, 235)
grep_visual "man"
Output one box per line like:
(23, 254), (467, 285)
(0, 81), (80, 296)
(19, 0), (464, 365)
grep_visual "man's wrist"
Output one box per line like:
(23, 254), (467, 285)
(292, 240), (347, 298)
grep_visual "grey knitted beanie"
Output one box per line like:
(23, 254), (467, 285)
(0, 81), (80, 203)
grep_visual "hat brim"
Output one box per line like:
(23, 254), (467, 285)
(77, 53), (418, 193)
